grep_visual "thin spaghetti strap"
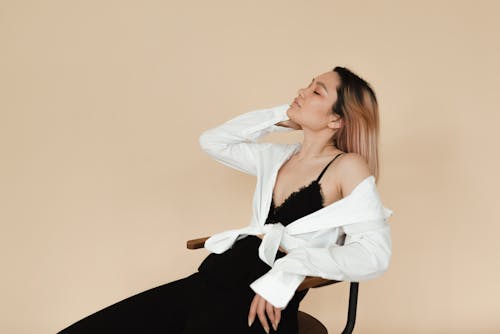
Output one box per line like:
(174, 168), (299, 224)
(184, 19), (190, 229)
(316, 153), (344, 182)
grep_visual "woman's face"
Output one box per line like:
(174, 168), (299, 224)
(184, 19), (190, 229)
(288, 71), (342, 130)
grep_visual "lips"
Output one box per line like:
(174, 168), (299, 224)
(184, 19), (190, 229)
(293, 98), (301, 107)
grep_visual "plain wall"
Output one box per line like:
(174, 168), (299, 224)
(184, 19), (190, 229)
(1, 0), (499, 333)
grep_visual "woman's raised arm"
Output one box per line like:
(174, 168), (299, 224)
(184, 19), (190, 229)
(198, 104), (295, 176)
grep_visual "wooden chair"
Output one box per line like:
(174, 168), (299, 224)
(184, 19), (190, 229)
(187, 236), (360, 334)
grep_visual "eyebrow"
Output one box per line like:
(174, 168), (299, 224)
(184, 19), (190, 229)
(311, 78), (329, 94)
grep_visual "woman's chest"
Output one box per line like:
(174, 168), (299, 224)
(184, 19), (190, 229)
(271, 158), (343, 212)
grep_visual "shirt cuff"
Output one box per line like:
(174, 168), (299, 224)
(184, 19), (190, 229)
(268, 104), (295, 133)
(249, 267), (306, 309)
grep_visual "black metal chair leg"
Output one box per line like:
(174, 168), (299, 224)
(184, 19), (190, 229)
(341, 282), (359, 334)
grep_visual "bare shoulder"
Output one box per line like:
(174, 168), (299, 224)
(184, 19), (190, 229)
(336, 152), (371, 198)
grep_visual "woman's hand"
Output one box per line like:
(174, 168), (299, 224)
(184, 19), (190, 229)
(248, 292), (282, 333)
(275, 119), (302, 130)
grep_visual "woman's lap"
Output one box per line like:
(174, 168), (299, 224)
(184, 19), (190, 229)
(58, 236), (309, 334)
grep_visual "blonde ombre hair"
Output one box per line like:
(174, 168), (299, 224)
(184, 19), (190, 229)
(331, 66), (381, 181)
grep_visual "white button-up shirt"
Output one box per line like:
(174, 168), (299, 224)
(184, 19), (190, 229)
(198, 103), (394, 309)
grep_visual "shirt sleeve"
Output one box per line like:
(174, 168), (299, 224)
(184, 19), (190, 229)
(198, 103), (294, 176)
(249, 214), (393, 309)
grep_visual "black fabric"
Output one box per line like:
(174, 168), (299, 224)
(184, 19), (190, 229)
(266, 152), (344, 225)
(57, 153), (344, 334)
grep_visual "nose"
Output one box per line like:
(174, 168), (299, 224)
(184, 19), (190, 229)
(297, 88), (304, 98)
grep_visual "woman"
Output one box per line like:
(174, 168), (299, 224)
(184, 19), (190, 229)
(57, 66), (393, 334)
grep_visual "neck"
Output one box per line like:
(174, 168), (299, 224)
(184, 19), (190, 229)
(294, 135), (340, 160)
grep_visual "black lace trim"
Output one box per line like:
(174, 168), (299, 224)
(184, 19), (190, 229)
(272, 180), (320, 212)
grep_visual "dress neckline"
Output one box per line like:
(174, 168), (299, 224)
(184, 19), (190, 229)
(270, 151), (344, 211)
(271, 179), (324, 211)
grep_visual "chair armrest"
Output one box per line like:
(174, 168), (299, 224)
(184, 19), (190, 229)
(187, 237), (209, 249)
(187, 236), (341, 291)
(297, 277), (341, 291)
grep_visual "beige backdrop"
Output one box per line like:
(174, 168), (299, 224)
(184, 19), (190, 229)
(1, 1), (499, 333)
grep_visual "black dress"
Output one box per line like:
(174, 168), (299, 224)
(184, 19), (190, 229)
(57, 153), (344, 334)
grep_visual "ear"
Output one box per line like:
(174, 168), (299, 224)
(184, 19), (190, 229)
(337, 117), (344, 129)
(328, 116), (343, 130)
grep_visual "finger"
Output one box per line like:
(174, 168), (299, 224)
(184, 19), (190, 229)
(248, 294), (258, 327)
(274, 306), (281, 330)
(265, 300), (276, 330)
(257, 296), (270, 333)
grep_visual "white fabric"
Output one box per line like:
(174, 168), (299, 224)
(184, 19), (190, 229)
(198, 103), (394, 309)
